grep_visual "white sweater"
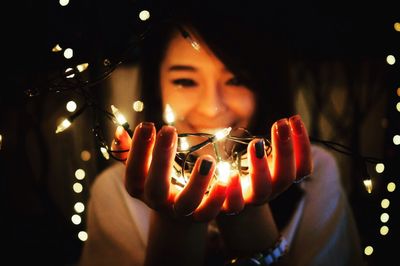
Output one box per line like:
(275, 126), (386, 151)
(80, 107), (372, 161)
(79, 145), (366, 266)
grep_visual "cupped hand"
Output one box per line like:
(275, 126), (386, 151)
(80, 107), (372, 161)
(222, 114), (313, 214)
(111, 122), (227, 223)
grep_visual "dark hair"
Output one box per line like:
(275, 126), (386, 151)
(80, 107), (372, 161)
(139, 0), (295, 136)
(138, 1), (302, 230)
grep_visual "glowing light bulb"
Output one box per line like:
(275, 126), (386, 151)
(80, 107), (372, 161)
(381, 198), (390, 209)
(189, 38), (200, 51)
(111, 105), (133, 137)
(73, 183), (83, 193)
(52, 44), (62, 52)
(214, 127), (232, 141)
(111, 105), (128, 125)
(363, 178), (373, 194)
(66, 101), (77, 112)
(139, 10), (150, 21)
(76, 63), (89, 72)
(55, 118), (72, 133)
(133, 100), (144, 112)
(59, 0), (69, 6)
(71, 214), (81, 225)
(100, 147), (110, 160)
(75, 169), (85, 180)
(216, 161), (231, 185)
(65, 68), (75, 78)
(164, 104), (175, 125)
(364, 246), (373, 256)
(74, 202), (85, 213)
(64, 48), (73, 59)
(78, 231), (88, 241)
(178, 137), (190, 151)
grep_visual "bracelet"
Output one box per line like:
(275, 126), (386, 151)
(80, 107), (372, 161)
(226, 236), (288, 266)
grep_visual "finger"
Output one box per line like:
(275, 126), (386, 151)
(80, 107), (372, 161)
(222, 173), (244, 214)
(145, 125), (177, 210)
(125, 122), (155, 197)
(192, 182), (227, 222)
(271, 118), (296, 198)
(289, 115), (313, 179)
(173, 155), (215, 216)
(247, 138), (272, 204)
(111, 126), (132, 162)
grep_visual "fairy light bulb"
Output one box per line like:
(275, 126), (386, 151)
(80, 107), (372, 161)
(363, 178), (373, 194)
(189, 38), (200, 51)
(111, 105), (133, 137)
(139, 10), (150, 21)
(211, 127), (232, 161)
(76, 63), (89, 72)
(178, 26), (201, 51)
(52, 44), (62, 52)
(55, 104), (87, 134)
(111, 105), (127, 124)
(100, 147), (110, 160)
(216, 161), (231, 185)
(178, 137), (190, 151)
(214, 127), (232, 141)
(164, 104), (175, 125)
(56, 118), (72, 133)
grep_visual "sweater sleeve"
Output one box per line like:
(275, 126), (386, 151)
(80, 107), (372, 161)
(285, 145), (366, 266)
(78, 163), (147, 266)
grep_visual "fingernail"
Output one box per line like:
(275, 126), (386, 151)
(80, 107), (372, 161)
(275, 118), (290, 142)
(139, 122), (154, 141)
(289, 115), (303, 136)
(158, 125), (177, 150)
(255, 139), (265, 158)
(199, 159), (213, 176)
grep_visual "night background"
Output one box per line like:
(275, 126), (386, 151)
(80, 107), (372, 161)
(3, 0), (399, 265)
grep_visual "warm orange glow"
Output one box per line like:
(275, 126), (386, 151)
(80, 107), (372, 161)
(240, 174), (252, 201)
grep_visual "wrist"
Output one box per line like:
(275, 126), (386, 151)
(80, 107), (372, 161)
(217, 204), (279, 255)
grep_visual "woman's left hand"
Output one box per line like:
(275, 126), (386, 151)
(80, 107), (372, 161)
(222, 114), (313, 214)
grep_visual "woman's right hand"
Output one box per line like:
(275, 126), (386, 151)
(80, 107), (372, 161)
(111, 122), (227, 223)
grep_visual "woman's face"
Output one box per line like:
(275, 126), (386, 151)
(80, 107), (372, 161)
(160, 31), (255, 136)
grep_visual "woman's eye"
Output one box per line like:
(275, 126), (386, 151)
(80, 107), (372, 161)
(172, 79), (197, 87)
(226, 77), (243, 86)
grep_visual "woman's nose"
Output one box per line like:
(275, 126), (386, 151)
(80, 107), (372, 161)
(197, 84), (226, 117)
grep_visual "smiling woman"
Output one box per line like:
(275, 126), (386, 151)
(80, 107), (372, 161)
(159, 29), (255, 144)
(79, 1), (366, 266)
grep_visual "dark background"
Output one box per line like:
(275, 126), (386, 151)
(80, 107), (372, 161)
(3, 0), (399, 265)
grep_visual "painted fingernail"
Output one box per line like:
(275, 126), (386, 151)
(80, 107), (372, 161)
(255, 139), (265, 158)
(139, 122), (154, 141)
(289, 115), (303, 136)
(158, 125), (177, 149)
(199, 159), (213, 176)
(276, 118), (290, 142)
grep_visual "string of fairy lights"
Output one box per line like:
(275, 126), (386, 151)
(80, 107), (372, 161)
(43, 0), (156, 244)
(1, 1), (397, 262)
(362, 21), (400, 260)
